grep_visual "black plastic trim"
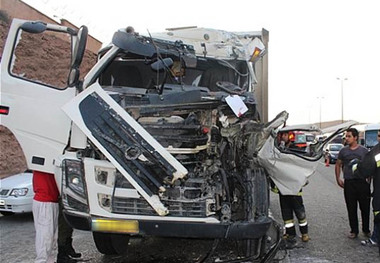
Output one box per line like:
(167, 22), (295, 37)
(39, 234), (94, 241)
(138, 218), (272, 239)
(64, 210), (272, 240)
(0, 105), (9, 115)
(31, 156), (45, 165)
(63, 211), (91, 231)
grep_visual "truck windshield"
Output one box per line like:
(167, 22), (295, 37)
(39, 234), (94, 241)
(98, 52), (251, 92)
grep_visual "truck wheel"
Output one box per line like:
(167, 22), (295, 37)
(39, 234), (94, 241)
(110, 234), (130, 255)
(92, 232), (130, 255)
(244, 167), (269, 219)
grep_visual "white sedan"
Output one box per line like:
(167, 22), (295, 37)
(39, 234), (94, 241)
(0, 171), (33, 216)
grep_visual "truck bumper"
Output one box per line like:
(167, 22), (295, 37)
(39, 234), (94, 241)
(64, 210), (273, 239)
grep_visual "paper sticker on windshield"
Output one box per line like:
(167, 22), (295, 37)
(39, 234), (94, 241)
(225, 95), (248, 117)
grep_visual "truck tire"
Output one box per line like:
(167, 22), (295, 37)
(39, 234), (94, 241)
(110, 234), (131, 255)
(92, 232), (130, 255)
(93, 232), (117, 255)
(244, 167), (269, 220)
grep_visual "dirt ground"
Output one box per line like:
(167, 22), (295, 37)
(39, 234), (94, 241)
(0, 13), (97, 178)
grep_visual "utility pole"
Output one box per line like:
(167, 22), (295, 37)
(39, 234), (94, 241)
(337, 77), (348, 123)
(317, 96), (324, 128)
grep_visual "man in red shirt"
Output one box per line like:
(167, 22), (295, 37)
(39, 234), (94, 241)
(32, 170), (59, 263)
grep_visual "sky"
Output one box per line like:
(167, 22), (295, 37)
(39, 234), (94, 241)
(22, 0), (380, 125)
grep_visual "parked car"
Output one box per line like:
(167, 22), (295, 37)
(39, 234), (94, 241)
(324, 143), (344, 164)
(0, 170), (33, 216)
(306, 133), (316, 145)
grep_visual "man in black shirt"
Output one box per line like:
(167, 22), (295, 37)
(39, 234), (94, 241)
(335, 128), (370, 239)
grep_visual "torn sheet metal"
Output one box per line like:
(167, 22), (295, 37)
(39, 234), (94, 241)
(258, 134), (317, 195)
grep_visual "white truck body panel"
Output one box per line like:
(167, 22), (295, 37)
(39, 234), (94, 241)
(150, 28), (265, 61)
(0, 19), (76, 173)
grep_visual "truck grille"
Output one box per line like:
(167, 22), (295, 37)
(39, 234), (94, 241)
(112, 197), (156, 215)
(112, 197), (207, 217)
(165, 200), (206, 217)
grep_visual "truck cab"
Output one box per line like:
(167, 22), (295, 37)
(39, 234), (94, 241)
(1, 19), (346, 261)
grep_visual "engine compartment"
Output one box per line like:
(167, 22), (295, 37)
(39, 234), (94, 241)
(84, 32), (270, 223)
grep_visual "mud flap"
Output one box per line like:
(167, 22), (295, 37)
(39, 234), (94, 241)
(62, 84), (188, 216)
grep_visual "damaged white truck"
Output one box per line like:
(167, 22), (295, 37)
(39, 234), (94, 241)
(0, 19), (346, 262)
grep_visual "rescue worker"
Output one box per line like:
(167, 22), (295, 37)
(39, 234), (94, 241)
(352, 129), (380, 255)
(271, 131), (309, 249)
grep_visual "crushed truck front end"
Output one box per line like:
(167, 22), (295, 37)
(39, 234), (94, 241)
(0, 20), (354, 261)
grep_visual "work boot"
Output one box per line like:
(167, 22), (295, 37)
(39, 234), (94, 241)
(57, 245), (81, 263)
(301, 233), (310, 242)
(57, 248), (78, 263)
(64, 237), (82, 258)
(285, 235), (297, 249)
(66, 243), (82, 258)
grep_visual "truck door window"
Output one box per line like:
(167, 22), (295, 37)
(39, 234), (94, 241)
(9, 29), (72, 89)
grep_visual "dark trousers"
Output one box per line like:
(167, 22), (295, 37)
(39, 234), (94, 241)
(377, 222), (380, 255)
(279, 194), (308, 236)
(375, 213), (380, 255)
(343, 179), (371, 234)
(58, 200), (74, 247)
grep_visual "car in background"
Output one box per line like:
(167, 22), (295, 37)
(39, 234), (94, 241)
(0, 170), (33, 216)
(324, 143), (344, 164)
(306, 134), (316, 144)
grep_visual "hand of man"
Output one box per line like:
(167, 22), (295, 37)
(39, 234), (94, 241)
(336, 177), (344, 188)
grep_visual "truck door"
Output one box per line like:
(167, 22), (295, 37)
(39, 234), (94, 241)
(0, 19), (87, 173)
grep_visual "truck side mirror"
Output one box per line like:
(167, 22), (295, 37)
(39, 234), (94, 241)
(21, 21), (47, 33)
(68, 26), (88, 88)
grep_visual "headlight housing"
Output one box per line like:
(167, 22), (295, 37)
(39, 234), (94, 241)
(10, 188), (28, 197)
(62, 159), (86, 198)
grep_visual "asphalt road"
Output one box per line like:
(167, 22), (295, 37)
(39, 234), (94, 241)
(1, 161), (379, 263)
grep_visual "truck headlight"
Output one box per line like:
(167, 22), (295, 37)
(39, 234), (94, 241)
(63, 159), (87, 198)
(10, 188), (28, 197)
